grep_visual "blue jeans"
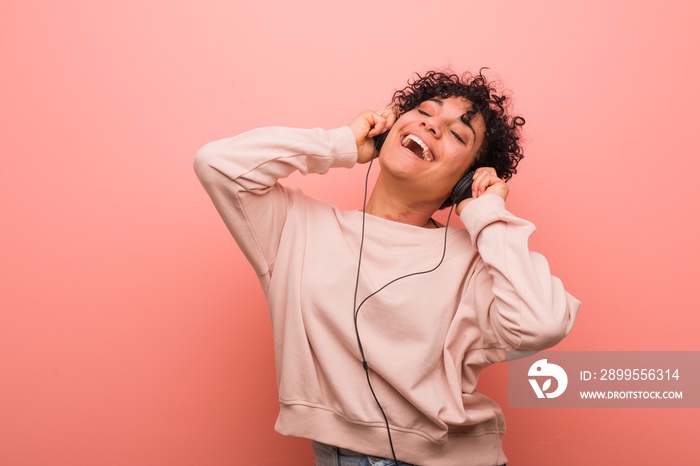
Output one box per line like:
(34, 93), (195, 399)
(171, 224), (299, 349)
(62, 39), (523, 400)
(312, 441), (507, 466)
(312, 441), (416, 466)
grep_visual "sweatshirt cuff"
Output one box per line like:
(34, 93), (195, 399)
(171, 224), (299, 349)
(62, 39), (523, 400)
(459, 194), (507, 241)
(326, 126), (358, 168)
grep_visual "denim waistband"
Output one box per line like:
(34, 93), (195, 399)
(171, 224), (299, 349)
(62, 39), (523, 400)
(311, 440), (506, 466)
(311, 441), (415, 466)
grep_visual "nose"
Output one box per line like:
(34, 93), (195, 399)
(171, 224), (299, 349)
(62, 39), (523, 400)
(421, 116), (442, 138)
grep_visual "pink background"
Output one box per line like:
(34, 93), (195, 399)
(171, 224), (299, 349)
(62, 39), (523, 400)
(2, 1), (699, 464)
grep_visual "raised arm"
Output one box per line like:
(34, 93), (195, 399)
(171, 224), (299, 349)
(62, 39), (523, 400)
(193, 126), (358, 290)
(461, 193), (580, 352)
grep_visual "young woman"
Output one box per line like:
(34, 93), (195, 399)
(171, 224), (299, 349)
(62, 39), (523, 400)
(194, 70), (580, 466)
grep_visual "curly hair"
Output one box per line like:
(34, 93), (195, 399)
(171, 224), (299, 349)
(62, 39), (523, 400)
(392, 69), (525, 182)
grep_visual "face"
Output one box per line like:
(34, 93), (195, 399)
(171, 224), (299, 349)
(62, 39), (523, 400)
(378, 96), (486, 206)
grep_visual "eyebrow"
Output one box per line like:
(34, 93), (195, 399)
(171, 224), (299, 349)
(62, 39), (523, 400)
(425, 98), (476, 136)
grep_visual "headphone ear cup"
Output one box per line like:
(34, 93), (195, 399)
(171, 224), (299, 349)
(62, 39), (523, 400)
(373, 132), (388, 151)
(440, 171), (475, 209)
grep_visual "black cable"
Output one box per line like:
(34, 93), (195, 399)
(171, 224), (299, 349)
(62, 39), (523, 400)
(352, 157), (455, 465)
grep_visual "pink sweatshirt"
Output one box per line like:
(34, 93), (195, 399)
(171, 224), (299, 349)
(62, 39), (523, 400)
(194, 126), (580, 466)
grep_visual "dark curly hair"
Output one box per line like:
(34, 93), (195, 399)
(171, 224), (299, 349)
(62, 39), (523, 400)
(392, 69), (525, 182)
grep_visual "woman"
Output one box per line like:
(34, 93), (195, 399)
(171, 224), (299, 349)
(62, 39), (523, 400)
(194, 70), (580, 466)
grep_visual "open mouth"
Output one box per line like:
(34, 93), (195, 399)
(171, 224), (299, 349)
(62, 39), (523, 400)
(402, 134), (434, 162)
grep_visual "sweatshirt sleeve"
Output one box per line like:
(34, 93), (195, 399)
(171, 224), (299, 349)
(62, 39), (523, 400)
(460, 194), (581, 351)
(193, 126), (358, 291)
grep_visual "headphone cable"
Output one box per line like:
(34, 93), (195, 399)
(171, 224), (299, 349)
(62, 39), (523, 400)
(352, 157), (455, 465)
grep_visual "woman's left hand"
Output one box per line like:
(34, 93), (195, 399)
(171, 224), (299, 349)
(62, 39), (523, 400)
(455, 167), (509, 215)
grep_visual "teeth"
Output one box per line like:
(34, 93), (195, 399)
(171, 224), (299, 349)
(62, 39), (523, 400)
(401, 134), (433, 161)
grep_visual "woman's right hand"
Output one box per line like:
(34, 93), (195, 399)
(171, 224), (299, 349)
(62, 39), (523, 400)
(347, 106), (397, 164)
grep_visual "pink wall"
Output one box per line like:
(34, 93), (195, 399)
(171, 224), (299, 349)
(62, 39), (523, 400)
(2, 1), (698, 464)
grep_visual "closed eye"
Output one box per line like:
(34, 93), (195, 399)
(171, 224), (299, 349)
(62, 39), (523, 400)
(418, 109), (430, 116)
(451, 130), (466, 144)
